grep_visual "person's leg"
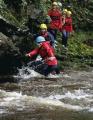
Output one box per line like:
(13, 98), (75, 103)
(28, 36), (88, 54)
(32, 60), (45, 73)
(65, 31), (69, 47)
(62, 30), (67, 47)
(54, 29), (57, 40)
(43, 65), (60, 76)
(48, 29), (58, 48)
(55, 66), (60, 74)
(62, 30), (70, 47)
(43, 65), (52, 76)
(48, 32), (55, 47)
(48, 28), (57, 41)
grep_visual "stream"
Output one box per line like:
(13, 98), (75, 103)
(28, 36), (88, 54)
(0, 67), (93, 120)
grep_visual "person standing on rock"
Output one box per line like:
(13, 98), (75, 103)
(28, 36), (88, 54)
(47, 2), (62, 44)
(34, 23), (55, 47)
(61, 10), (73, 49)
(26, 36), (60, 76)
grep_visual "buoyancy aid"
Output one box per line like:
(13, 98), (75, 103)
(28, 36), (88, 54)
(48, 9), (62, 30)
(27, 41), (57, 65)
(62, 17), (73, 32)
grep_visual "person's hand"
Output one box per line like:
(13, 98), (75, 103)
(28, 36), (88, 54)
(25, 53), (30, 57)
(48, 57), (55, 61)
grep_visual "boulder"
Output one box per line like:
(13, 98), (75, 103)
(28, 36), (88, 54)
(0, 32), (22, 74)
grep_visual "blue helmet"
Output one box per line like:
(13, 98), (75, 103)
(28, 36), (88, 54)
(35, 36), (45, 44)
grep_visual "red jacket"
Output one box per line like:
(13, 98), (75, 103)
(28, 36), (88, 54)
(62, 17), (73, 32)
(27, 41), (57, 65)
(48, 9), (62, 30)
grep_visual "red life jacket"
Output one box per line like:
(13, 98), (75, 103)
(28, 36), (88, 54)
(62, 17), (73, 32)
(48, 9), (62, 30)
(28, 41), (57, 65)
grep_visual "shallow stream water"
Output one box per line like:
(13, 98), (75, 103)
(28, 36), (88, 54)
(0, 67), (93, 120)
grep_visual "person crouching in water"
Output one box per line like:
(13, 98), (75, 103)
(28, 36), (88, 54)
(26, 36), (60, 76)
(34, 23), (55, 47)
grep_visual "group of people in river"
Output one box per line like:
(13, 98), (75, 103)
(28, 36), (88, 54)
(26, 1), (73, 77)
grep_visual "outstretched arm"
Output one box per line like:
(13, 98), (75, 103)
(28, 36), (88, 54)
(26, 48), (39, 58)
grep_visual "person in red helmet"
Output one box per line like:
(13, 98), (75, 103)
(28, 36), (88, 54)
(26, 36), (60, 76)
(48, 2), (62, 41)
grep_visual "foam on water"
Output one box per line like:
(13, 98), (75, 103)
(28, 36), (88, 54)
(0, 89), (82, 113)
(15, 66), (44, 80)
(48, 89), (92, 100)
(0, 89), (93, 113)
(14, 66), (63, 80)
(89, 108), (93, 112)
(0, 109), (7, 114)
(1, 69), (93, 113)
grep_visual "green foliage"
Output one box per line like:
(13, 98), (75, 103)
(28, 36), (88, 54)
(4, 0), (22, 13)
(71, 1), (93, 30)
(0, 0), (20, 26)
(0, 0), (93, 70)
(68, 32), (93, 56)
(56, 31), (93, 70)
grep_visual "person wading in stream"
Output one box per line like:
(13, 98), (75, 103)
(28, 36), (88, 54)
(26, 36), (60, 76)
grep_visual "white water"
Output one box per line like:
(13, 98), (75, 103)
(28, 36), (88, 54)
(0, 88), (93, 114)
(14, 66), (44, 80)
(1, 67), (93, 114)
(48, 89), (92, 100)
(14, 66), (63, 80)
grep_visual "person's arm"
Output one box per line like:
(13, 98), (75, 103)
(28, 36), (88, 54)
(44, 43), (54, 57)
(62, 15), (66, 26)
(26, 48), (39, 58)
(48, 32), (55, 45)
(46, 46), (56, 60)
(59, 12), (63, 28)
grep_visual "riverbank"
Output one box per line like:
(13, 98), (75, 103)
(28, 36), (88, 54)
(56, 31), (93, 70)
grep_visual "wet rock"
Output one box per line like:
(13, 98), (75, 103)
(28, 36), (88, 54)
(0, 33), (22, 74)
(0, 18), (18, 37)
(0, 75), (18, 83)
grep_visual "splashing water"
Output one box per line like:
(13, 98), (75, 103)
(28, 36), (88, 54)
(1, 68), (93, 120)
(14, 66), (44, 80)
(48, 89), (92, 100)
(14, 64), (63, 80)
